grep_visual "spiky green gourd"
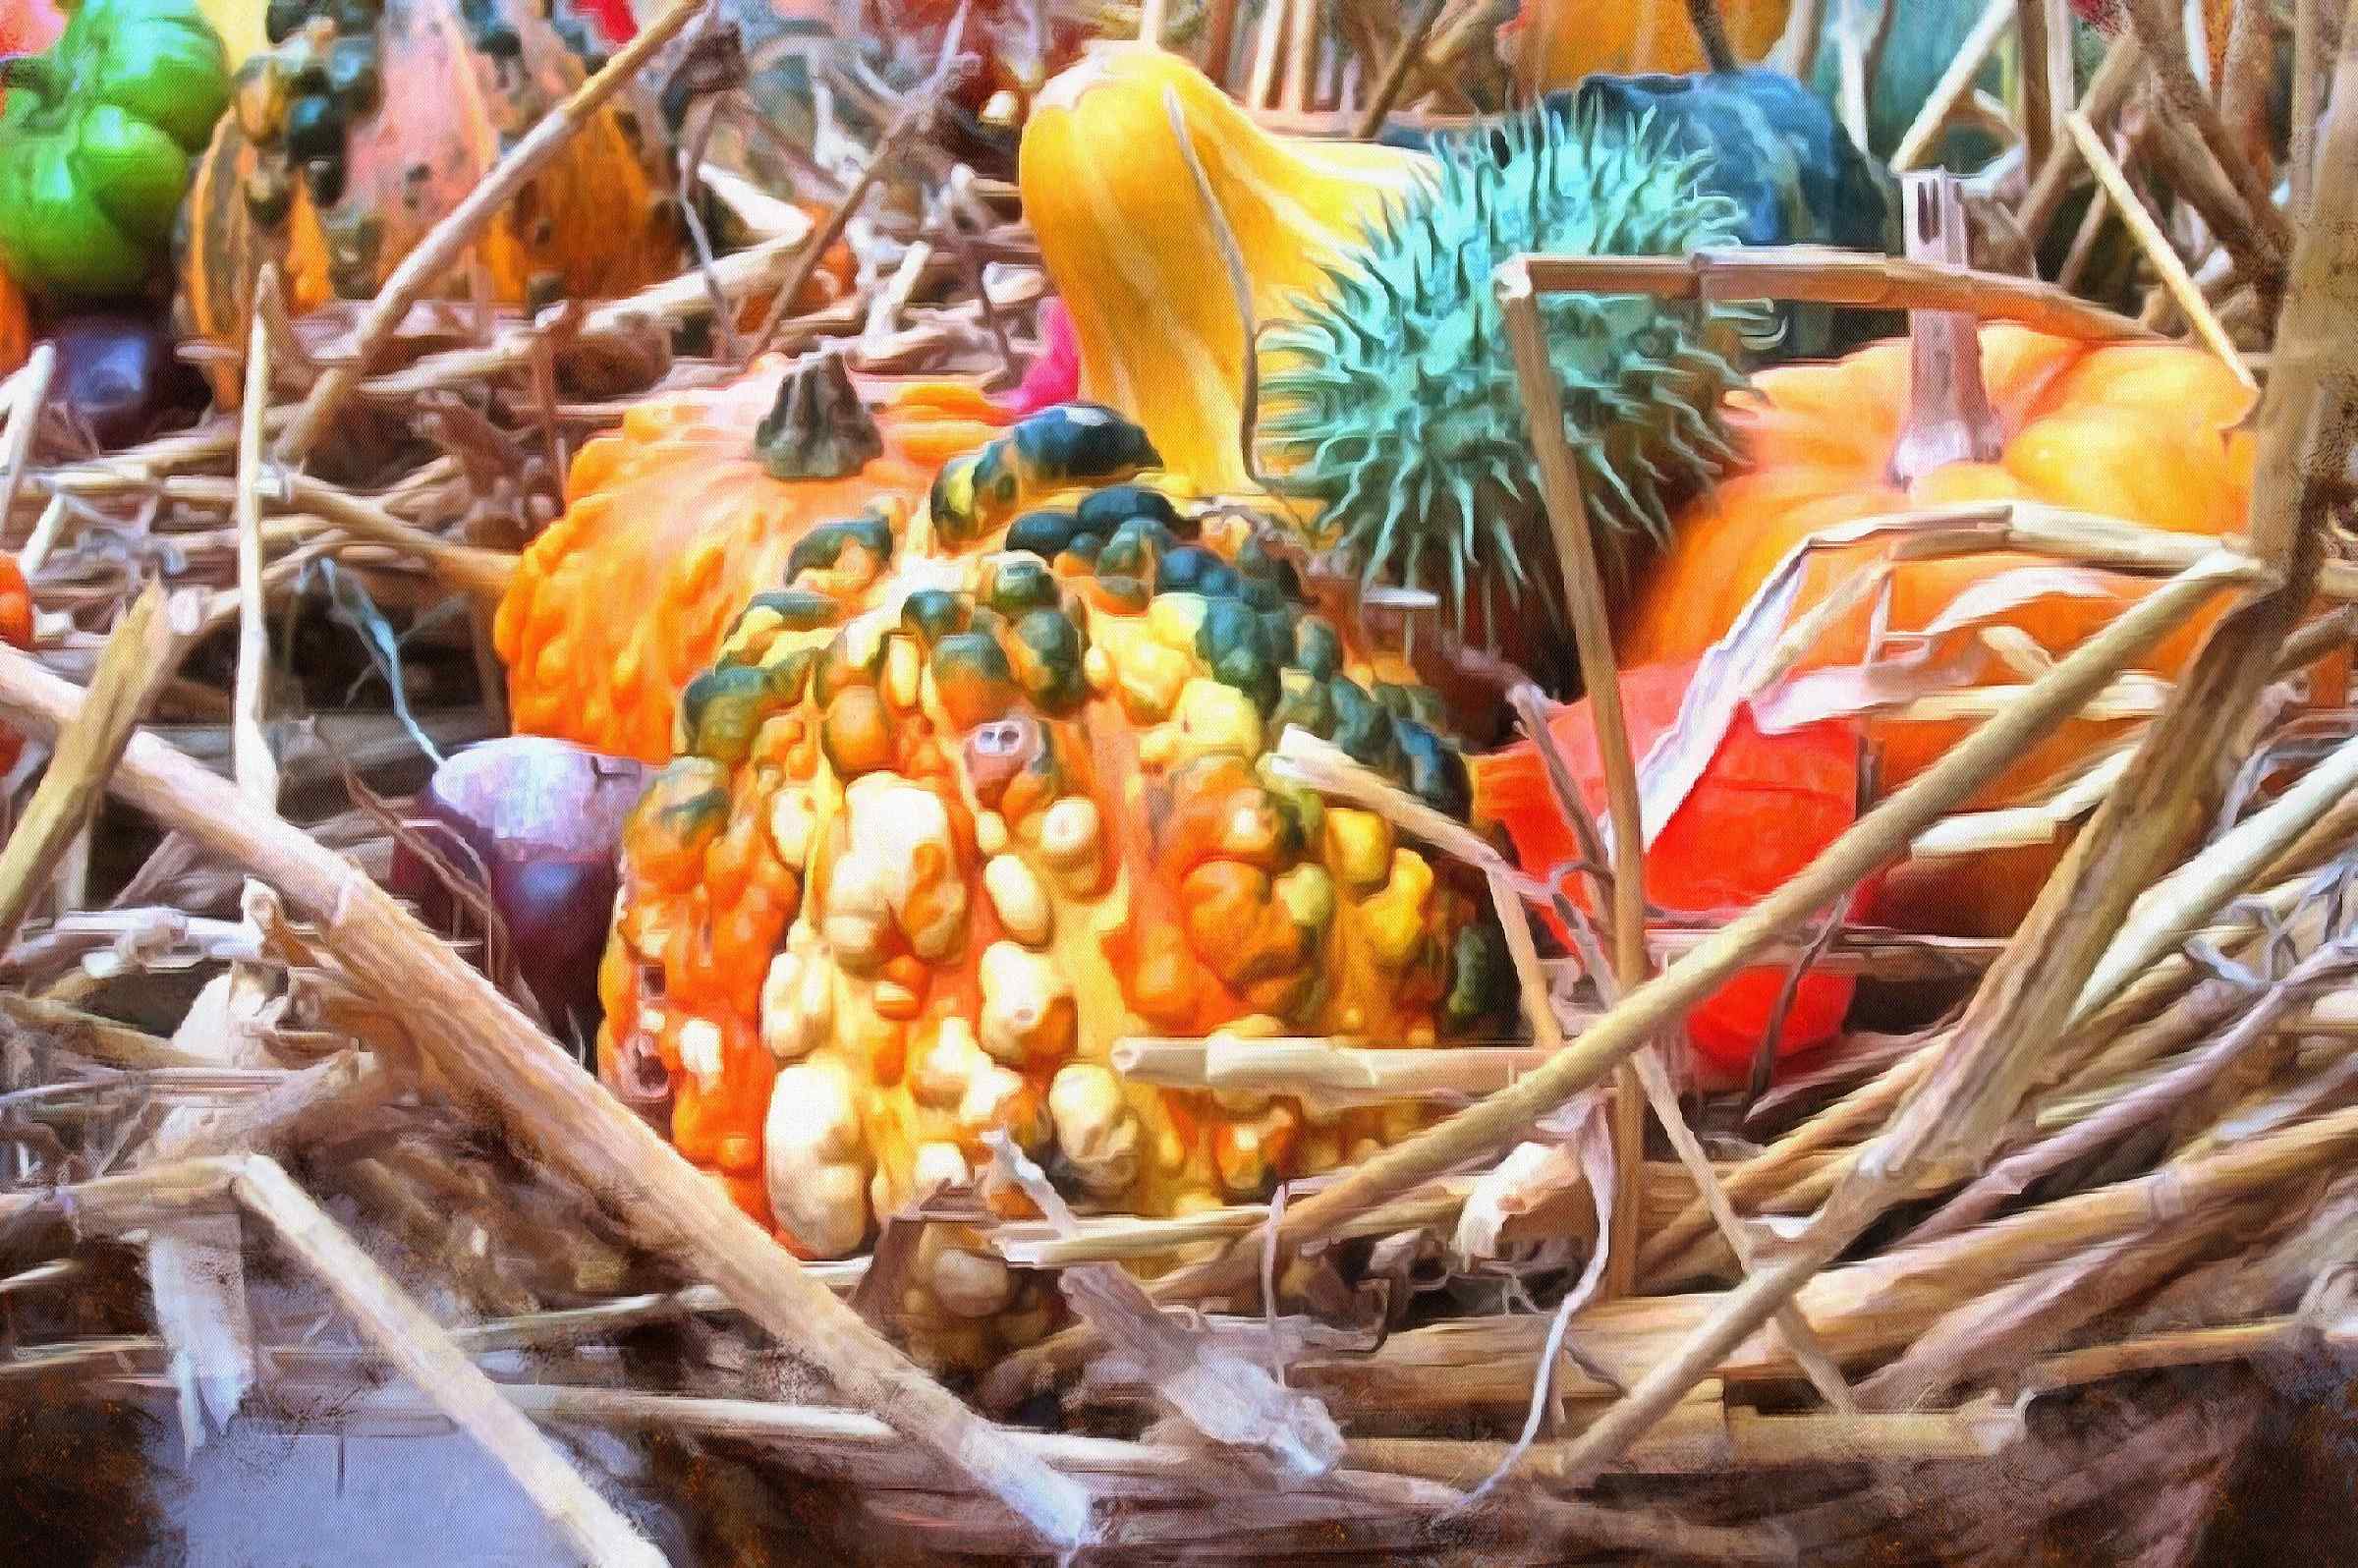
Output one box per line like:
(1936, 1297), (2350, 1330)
(1257, 105), (1768, 635)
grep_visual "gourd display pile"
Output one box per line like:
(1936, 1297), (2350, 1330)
(2, 1), (2355, 1560)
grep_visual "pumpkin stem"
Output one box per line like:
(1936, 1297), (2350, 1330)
(1887, 172), (2002, 487)
(753, 350), (885, 480)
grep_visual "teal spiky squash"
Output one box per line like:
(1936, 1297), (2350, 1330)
(1257, 104), (1768, 638)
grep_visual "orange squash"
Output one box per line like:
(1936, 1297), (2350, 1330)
(1619, 323), (2325, 936)
(176, 0), (683, 403)
(0, 268), (27, 377)
(494, 355), (1008, 764)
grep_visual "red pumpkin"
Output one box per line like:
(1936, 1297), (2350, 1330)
(1470, 660), (1868, 1074)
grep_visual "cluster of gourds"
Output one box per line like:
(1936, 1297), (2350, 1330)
(0, 0), (1117, 406)
(0, 0), (2302, 1342)
(0, 0), (684, 428)
(472, 38), (2320, 1287)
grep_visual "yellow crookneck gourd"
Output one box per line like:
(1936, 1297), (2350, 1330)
(1019, 43), (1432, 492)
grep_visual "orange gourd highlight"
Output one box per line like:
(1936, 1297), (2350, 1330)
(1502, 0), (1792, 86)
(0, 553), (33, 774)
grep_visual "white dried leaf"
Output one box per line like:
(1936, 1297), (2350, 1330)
(695, 164), (816, 245)
(1452, 1141), (1589, 1266)
(1902, 564), (2122, 643)
(145, 1213), (257, 1457)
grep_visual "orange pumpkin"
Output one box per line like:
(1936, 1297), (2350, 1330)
(494, 355), (1008, 763)
(1619, 324), (2326, 936)
(0, 268), (27, 377)
(176, 0), (683, 403)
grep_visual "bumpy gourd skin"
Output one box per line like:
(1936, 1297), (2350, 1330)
(0, 0), (230, 298)
(597, 402), (1511, 1365)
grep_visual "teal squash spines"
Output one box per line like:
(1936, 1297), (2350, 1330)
(1256, 100), (1762, 637)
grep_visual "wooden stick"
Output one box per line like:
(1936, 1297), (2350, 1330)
(1890, 0), (2016, 171)
(1834, 0), (1870, 149)
(2122, 0), (2294, 269)
(1354, 0), (1443, 140)
(2014, 30), (2143, 267)
(2024, 1316), (2305, 1391)
(1282, 0), (1318, 111)
(2294, 0), (2323, 220)
(0, 992), (207, 1070)
(1110, 1036), (1556, 1104)
(280, 476), (518, 605)
(1496, 258), (1648, 1301)
(2218, 0), (2278, 183)
(232, 290), (278, 807)
(2135, 82), (2288, 291)
(1686, 0), (1740, 71)
(1203, 0), (1243, 84)
(2078, 730), (2358, 1016)
(1518, 247), (2154, 341)
(0, 345), (54, 542)
(0, 585), (178, 953)
(272, 0), (707, 464)
(2018, 0), (2073, 174)
(1246, 0), (1287, 109)
(2066, 113), (2255, 388)
(1785, 0), (1828, 80)
(0, 649), (1099, 1550)
(1353, 1402), (2019, 1480)
(2016, 0), (2054, 172)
